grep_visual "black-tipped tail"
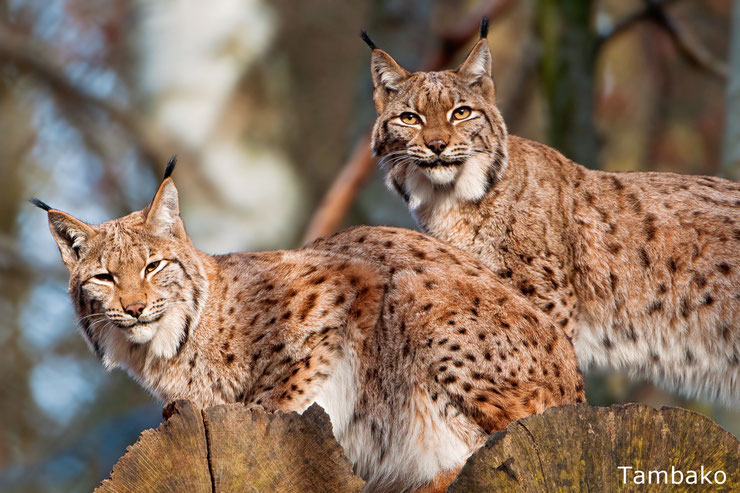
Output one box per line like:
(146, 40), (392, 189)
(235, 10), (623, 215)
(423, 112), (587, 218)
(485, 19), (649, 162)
(360, 30), (377, 50)
(30, 198), (52, 211)
(480, 17), (489, 39)
(163, 156), (177, 180)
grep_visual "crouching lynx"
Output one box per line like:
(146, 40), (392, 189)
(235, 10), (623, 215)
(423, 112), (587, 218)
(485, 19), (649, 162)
(34, 161), (583, 492)
(364, 22), (740, 406)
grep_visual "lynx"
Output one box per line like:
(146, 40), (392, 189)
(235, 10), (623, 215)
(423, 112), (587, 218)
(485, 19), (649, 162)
(34, 161), (583, 492)
(364, 22), (740, 406)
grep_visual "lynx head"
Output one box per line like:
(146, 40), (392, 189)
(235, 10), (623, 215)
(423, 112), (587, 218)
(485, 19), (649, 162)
(33, 159), (207, 368)
(365, 21), (508, 210)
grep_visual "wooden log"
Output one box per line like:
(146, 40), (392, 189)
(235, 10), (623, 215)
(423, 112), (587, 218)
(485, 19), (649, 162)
(202, 403), (364, 492)
(97, 402), (738, 492)
(95, 401), (363, 493)
(449, 403), (739, 492)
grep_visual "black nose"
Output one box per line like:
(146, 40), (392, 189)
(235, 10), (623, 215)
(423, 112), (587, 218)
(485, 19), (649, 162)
(124, 302), (146, 318)
(426, 139), (447, 155)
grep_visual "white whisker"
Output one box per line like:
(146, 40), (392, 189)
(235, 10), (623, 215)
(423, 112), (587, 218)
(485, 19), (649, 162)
(78, 312), (106, 322)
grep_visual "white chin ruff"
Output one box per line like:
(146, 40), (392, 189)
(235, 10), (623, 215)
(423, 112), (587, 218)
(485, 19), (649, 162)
(403, 154), (491, 210)
(125, 324), (157, 344)
(422, 164), (460, 186)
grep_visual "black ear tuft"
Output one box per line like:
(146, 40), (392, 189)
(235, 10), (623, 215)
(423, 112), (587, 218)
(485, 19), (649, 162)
(163, 156), (177, 180)
(360, 30), (377, 51)
(30, 198), (52, 212)
(480, 17), (489, 39)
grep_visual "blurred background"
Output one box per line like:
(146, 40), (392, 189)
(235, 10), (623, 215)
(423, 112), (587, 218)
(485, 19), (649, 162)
(0, 0), (737, 491)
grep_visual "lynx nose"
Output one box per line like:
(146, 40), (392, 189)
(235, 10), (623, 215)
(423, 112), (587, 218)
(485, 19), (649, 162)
(425, 139), (447, 155)
(124, 302), (146, 318)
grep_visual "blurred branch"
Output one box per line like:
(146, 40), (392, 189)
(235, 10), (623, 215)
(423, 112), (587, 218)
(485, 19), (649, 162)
(597, 0), (680, 45)
(656, 4), (728, 79)
(0, 25), (164, 163)
(0, 24), (227, 204)
(597, 0), (727, 80)
(301, 0), (517, 244)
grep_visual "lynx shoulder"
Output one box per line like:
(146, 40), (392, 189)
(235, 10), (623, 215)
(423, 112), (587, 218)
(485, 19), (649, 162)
(365, 25), (740, 406)
(35, 161), (582, 492)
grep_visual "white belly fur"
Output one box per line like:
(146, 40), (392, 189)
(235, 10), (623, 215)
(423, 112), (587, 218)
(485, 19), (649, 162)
(312, 354), (485, 491)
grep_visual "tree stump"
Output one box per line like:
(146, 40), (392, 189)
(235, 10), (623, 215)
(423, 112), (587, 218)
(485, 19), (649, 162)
(95, 401), (364, 493)
(450, 403), (739, 492)
(97, 402), (738, 492)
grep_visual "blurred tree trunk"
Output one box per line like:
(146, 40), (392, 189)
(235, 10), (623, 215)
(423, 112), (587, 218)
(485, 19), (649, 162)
(723, 0), (740, 180)
(535, 0), (599, 169)
(0, 78), (39, 463)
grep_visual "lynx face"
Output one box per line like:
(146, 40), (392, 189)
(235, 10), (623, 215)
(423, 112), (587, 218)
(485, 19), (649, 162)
(75, 225), (191, 344)
(370, 39), (508, 208)
(42, 177), (207, 365)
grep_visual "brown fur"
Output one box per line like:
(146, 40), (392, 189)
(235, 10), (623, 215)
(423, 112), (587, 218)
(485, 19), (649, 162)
(369, 37), (740, 406)
(39, 173), (582, 492)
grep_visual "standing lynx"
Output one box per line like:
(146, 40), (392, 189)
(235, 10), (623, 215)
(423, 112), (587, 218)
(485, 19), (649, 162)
(364, 23), (740, 405)
(34, 161), (583, 492)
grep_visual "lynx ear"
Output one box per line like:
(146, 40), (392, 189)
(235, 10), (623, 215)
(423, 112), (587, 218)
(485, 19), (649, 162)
(370, 49), (410, 113)
(371, 50), (409, 90)
(145, 178), (183, 237)
(42, 206), (97, 266)
(457, 38), (492, 84)
(145, 157), (184, 237)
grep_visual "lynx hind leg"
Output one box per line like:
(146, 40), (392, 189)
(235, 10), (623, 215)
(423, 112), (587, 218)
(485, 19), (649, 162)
(385, 265), (585, 432)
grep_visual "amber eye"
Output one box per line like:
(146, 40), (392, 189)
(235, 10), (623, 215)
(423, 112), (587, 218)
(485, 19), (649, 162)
(145, 261), (161, 274)
(399, 112), (421, 125)
(451, 106), (472, 121)
(93, 273), (114, 282)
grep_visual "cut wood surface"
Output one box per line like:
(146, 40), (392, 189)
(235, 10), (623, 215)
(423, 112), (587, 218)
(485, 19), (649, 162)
(95, 400), (363, 493)
(96, 400), (211, 493)
(97, 402), (738, 492)
(202, 403), (364, 492)
(450, 403), (739, 492)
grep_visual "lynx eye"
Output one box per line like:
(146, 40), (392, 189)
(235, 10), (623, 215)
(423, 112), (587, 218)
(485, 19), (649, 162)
(451, 106), (472, 121)
(93, 273), (114, 283)
(145, 260), (161, 274)
(399, 112), (421, 125)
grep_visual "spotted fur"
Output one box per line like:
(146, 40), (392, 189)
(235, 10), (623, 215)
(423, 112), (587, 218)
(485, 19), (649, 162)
(368, 34), (740, 406)
(38, 172), (582, 492)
